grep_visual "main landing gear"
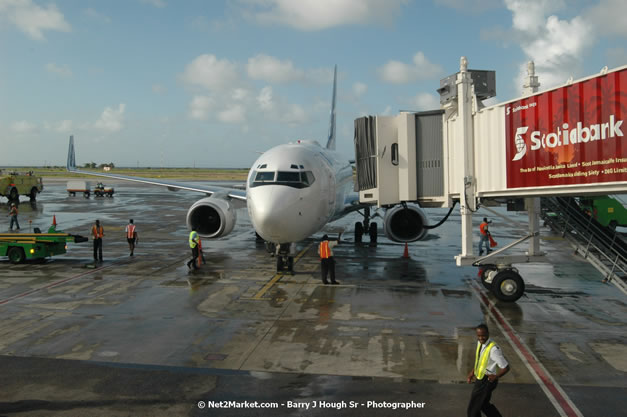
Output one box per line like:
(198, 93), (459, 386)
(355, 206), (378, 244)
(478, 265), (525, 302)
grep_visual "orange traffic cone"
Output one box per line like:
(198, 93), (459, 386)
(52, 215), (57, 226)
(403, 242), (409, 258)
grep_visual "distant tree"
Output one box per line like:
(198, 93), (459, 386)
(84, 162), (97, 169)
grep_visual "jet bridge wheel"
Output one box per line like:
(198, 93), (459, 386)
(478, 265), (497, 290)
(354, 222), (364, 243)
(491, 269), (525, 302)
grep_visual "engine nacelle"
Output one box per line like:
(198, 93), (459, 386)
(383, 203), (428, 242)
(186, 197), (237, 238)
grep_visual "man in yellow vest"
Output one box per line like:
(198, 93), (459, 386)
(318, 233), (341, 285)
(466, 323), (510, 417)
(187, 228), (200, 270)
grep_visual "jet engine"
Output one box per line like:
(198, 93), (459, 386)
(186, 197), (237, 238)
(383, 203), (428, 242)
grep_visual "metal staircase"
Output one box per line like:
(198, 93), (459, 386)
(542, 197), (627, 295)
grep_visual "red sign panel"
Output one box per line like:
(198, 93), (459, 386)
(506, 68), (626, 188)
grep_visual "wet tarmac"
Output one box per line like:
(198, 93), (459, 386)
(0, 180), (625, 416)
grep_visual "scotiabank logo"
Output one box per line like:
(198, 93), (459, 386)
(512, 115), (623, 161)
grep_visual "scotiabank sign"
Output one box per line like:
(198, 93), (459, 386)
(506, 68), (626, 188)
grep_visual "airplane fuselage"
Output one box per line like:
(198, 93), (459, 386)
(246, 140), (353, 244)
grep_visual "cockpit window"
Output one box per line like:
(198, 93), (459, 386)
(277, 171), (300, 182)
(249, 170), (315, 188)
(255, 171), (275, 182)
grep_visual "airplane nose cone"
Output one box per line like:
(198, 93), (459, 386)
(249, 186), (308, 242)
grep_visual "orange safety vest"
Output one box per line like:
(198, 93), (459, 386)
(479, 222), (489, 236)
(126, 224), (136, 239)
(319, 241), (331, 259)
(92, 225), (104, 239)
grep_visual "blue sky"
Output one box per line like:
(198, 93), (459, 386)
(1, 0), (625, 168)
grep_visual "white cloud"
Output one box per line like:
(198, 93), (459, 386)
(257, 86), (274, 110)
(139, 0), (166, 8)
(282, 104), (308, 125)
(218, 104), (246, 123)
(247, 54), (305, 83)
(409, 93), (439, 111)
(54, 119), (73, 133)
(239, 0), (407, 31)
(180, 54), (239, 91)
(585, 0), (627, 38)
(95, 104), (126, 132)
(152, 83), (166, 94)
(84, 8), (111, 23)
(378, 52), (443, 84)
(232, 88), (250, 101)
(352, 82), (367, 97)
(45, 62), (72, 77)
(11, 120), (36, 133)
(0, 0), (71, 40)
(505, 0), (594, 92)
(188, 95), (214, 120)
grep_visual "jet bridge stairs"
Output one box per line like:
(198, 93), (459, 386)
(542, 197), (627, 295)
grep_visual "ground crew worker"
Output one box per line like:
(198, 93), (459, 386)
(318, 233), (341, 285)
(8, 203), (20, 231)
(187, 227), (200, 270)
(478, 217), (492, 256)
(466, 323), (510, 417)
(125, 219), (138, 256)
(92, 219), (104, 262)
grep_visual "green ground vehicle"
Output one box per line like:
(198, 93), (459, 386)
(0, 232), (88, 263)
(579, 195), (627, 229)
(0, 172), (44, 202)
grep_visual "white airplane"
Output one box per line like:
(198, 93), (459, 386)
(67, 66), (429, 271)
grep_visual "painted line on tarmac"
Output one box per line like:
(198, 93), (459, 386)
(469, 281), (583, 417)
(0, 259), (128, 306)
(250, 243), (314, 300)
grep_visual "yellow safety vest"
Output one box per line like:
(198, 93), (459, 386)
(189, 231), (199, 248)
(474, 341), (495, 380)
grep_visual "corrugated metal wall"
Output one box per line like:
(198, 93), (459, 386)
(415, 111), (445, 197)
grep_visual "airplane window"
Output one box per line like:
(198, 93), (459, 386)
(277, 172), (300, 182)
(255, 171), (275, 181)
(251, 171), (276, 188)
(302, 171), (315, 186)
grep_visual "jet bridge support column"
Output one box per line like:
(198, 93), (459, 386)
(523, 61), (542, 256)
(457, 57), (477, 258)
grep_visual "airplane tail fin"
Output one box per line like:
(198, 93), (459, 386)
(325, 65), (337, 150)
(67, 135), (76, 171)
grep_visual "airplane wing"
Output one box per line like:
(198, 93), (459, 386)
(66, 137), (247, 205)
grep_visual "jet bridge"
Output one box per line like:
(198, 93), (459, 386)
(355, 58), (627, 301)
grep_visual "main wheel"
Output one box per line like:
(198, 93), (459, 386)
(7, 247), (25, 264)
(9, 187), (18, 201)
(29, 187), (38, 201)
(355, 221), (364, 243)
(369, 222), (378, 243)
(492, 269), (525, 302)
